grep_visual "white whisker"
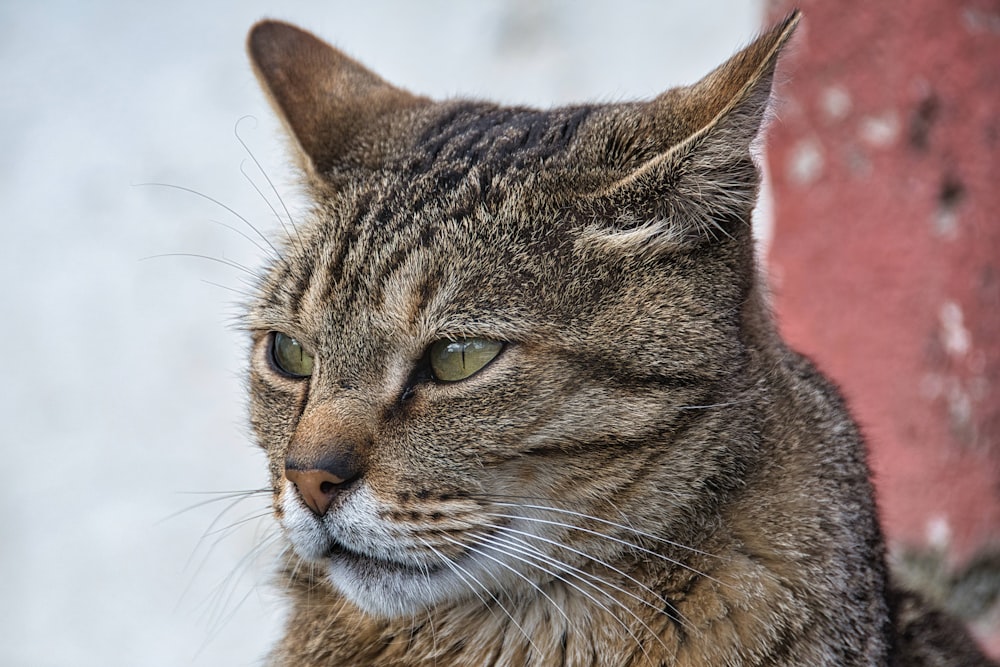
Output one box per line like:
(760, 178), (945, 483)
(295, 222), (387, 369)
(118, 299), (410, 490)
(437, 533), (572, 626)
(200, 279), (257, 299)
(207, 216), (281, 264)
(233, 115), (302, 250)
(139, 251), (261, 278)
(460, 532), (660, 666)
(134, 180), (287, 265)
(192, 528), (281, 656)
(486, 522), (693, 634)
(490, 531), (677, 651)
(677, 399), (751, 410)
(484, 510), (727, 588)
(418, 537), (542, 656)
(482, 499), (722, 561)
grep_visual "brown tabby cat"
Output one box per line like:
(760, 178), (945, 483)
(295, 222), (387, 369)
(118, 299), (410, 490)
(242, 12), (995, 666)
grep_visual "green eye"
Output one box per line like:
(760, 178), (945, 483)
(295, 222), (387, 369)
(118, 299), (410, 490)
(271, 332), (314, 378)
(429, 338), (503, 382)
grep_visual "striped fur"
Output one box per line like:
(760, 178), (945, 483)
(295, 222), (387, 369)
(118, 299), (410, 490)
(242, 13), (994, 667)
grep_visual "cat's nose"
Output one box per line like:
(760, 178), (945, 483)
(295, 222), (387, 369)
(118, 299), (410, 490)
(284, 404), (369, 516)
(285, 459), (359, 516)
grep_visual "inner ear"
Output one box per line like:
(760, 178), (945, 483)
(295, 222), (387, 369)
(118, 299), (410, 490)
(577, 11), (801, 252)
(247, 20), (429, 178)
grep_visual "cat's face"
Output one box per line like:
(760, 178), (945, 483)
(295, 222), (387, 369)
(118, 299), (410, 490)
(245, 19), (795, 618)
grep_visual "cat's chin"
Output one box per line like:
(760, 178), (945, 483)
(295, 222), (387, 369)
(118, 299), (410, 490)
(321, 545), (448, 618)
(282, 521), (465, 617)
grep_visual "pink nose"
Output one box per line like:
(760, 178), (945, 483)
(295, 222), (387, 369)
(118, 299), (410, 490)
(284, 468), (347, 516)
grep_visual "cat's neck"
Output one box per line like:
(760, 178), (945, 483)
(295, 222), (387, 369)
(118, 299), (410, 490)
(272, 537), (812, 666)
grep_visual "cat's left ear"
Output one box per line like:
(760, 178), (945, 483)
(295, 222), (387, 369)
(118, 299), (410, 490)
(580, 12), (800, 252)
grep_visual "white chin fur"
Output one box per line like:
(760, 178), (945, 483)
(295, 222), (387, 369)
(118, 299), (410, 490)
(279, 484), (482, 618)
(325, 555), (453, 618)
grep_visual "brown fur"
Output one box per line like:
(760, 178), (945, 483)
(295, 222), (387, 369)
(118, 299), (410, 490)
(242, 13), (995, 666)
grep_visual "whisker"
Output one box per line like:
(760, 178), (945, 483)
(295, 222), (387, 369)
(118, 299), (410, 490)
(197, 529), (281, 643)
(233, 115), (302, 250)
(418, 537), (542, 657)
(158, 488), (272, 524)
(200, 279), (257, 299)
(478, 495), (725, 565)
(480, 498), (725, 562)
(184, 509), (274, 600)
(314, 592), (355, 648)
(239, 160), (300, 257)
(483, 510), (728, 589)
(183, 495), (273, 578)
(139, 252), (260, 278)
(207, 216), (280, 263)
(134, 181), (286, 264)
(435, 532), (572, 626)
(485, 532), (673, 665)
(459, 532), (659, 665)
(192, 495), (271, 545)
(677, 398), (751, 410)
(418, 537), (496, 613)
(202, 510), (274, 539)
(181, 524), (280, 662)
(169, 486), (277, 661)
(486, 522), (692, 633)
(422, 605), (439, 661)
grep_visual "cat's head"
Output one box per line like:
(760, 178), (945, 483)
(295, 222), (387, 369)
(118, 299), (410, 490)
(245, 15), (798, 618)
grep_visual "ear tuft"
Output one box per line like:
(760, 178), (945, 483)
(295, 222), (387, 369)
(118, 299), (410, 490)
(247, 20), (428, 178)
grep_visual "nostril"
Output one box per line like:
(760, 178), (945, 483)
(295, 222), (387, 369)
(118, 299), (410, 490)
(284, 448), (363, 516)
(284, 467), (351, 516)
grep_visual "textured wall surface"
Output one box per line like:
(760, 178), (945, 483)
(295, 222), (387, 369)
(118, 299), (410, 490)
(0, 2), (757, 665)
(765, 0), (1000, 655)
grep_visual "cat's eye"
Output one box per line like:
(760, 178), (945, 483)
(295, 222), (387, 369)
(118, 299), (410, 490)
(271, 332), (314, 378)
(428, 338), (503, 382)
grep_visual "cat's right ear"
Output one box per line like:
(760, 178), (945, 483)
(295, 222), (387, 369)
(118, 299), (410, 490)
(576, 12), (800, 253)
(247, 20), (429, 180)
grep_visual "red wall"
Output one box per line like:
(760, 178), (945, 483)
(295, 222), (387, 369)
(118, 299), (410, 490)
(764, 0), (1000, 653)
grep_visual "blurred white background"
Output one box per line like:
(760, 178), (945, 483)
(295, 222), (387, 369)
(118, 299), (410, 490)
(0, 1), (757, 664)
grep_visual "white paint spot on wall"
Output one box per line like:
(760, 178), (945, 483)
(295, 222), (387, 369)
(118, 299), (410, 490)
(933, 207), (960, 240)
(926, 515), (952, 549)
(963, 7), (1000, 34)
(939, 301), (971, 357)
(821, 85), (852, 121)
(947, 384), (973, 433)
(787, 138), (824, 185)
(859, 111), (901, 148)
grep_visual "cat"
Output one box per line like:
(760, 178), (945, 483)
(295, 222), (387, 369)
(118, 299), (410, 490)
(241, 12), (996, 666)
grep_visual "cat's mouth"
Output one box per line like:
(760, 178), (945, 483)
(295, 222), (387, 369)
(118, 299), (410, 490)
(322, 538), (442, 577)
(317, 536), (466, 617)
